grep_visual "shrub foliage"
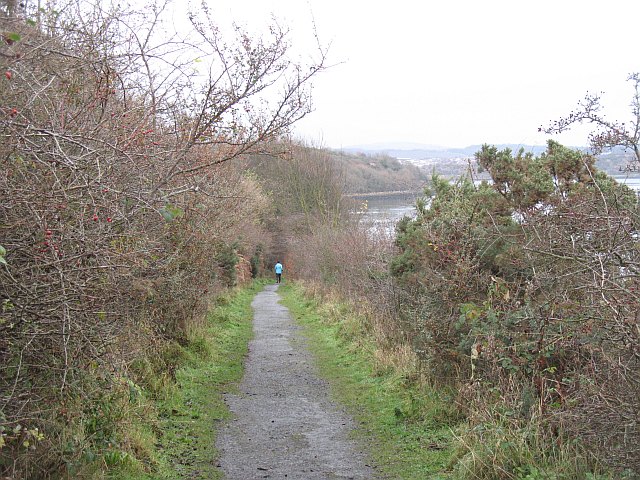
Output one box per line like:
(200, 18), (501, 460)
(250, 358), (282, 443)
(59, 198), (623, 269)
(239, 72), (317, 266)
(392, 141), (640, 474)
(0, 1), (324, 477)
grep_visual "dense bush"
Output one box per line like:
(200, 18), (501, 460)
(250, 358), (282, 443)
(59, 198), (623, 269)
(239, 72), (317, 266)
(392, 141), (640, 475)
(0, 1), (323, 476)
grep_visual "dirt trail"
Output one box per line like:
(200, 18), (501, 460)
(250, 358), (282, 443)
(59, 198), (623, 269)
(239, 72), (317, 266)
(216, 284), (378, 479)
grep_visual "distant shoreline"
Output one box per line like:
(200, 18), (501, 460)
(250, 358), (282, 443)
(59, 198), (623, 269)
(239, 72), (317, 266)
(344, 190), (423, 199)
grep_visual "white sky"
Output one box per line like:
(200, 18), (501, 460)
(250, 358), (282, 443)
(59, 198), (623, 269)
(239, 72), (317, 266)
(190, 0), (639, 149)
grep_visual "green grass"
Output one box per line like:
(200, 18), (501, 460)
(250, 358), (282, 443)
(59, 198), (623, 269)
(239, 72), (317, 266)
(278, 282), (460, 479)
(111, 280), (265, 480)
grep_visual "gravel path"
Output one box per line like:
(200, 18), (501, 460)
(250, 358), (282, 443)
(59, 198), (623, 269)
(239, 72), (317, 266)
(216, 284), (378, 479)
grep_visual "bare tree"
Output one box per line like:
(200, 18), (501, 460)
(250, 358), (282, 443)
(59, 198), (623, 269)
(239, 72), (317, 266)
(543, 73), (640, 163)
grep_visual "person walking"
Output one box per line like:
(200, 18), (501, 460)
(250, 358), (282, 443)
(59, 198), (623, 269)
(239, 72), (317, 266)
(274, 261), (283, 284)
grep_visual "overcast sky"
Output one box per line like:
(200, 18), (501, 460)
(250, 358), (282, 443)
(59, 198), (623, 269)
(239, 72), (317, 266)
(191, 0), (639, 149)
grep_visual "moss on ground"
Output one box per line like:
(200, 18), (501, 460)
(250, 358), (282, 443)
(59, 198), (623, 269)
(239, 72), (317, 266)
(110, 281), (264, 480)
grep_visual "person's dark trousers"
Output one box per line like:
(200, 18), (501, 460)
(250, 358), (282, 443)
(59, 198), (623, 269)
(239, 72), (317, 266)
(276, 273), (281, 283)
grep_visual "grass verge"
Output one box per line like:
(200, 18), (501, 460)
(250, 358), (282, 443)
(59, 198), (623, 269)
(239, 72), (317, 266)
(111, 280), (265, 479)
(278, 282), (460, 479)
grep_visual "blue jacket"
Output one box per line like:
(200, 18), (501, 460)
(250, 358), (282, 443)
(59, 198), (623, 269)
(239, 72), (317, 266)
(274, 263), (283, 274)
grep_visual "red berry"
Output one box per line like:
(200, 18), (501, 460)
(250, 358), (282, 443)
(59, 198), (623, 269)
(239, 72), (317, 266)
(45, 229), (52, 236)
(93, 214), (99, 221)
(106, 217), (112, 223)
(4, 71), (11, 80)
(9, 108), (17, 117)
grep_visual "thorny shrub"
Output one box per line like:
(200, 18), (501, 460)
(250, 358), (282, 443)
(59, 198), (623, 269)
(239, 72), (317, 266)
(0, 0), (324, 477)
(392, 141), (640, 474)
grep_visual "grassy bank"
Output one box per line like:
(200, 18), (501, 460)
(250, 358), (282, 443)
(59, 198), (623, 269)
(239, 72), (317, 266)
(278, 282), (461, 479)
(111, 280), (264, 479)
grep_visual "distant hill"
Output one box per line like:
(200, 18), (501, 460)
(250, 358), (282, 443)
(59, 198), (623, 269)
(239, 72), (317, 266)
(342, 144), (550, 160)
(328, 149), (429, 194)
(340, 143), (639, 178)
(245, 144), (430, 197)
(249, 143), (638, 201)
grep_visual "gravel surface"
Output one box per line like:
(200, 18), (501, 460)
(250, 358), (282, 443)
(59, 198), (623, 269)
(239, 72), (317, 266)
(216, 284), (379, 479)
